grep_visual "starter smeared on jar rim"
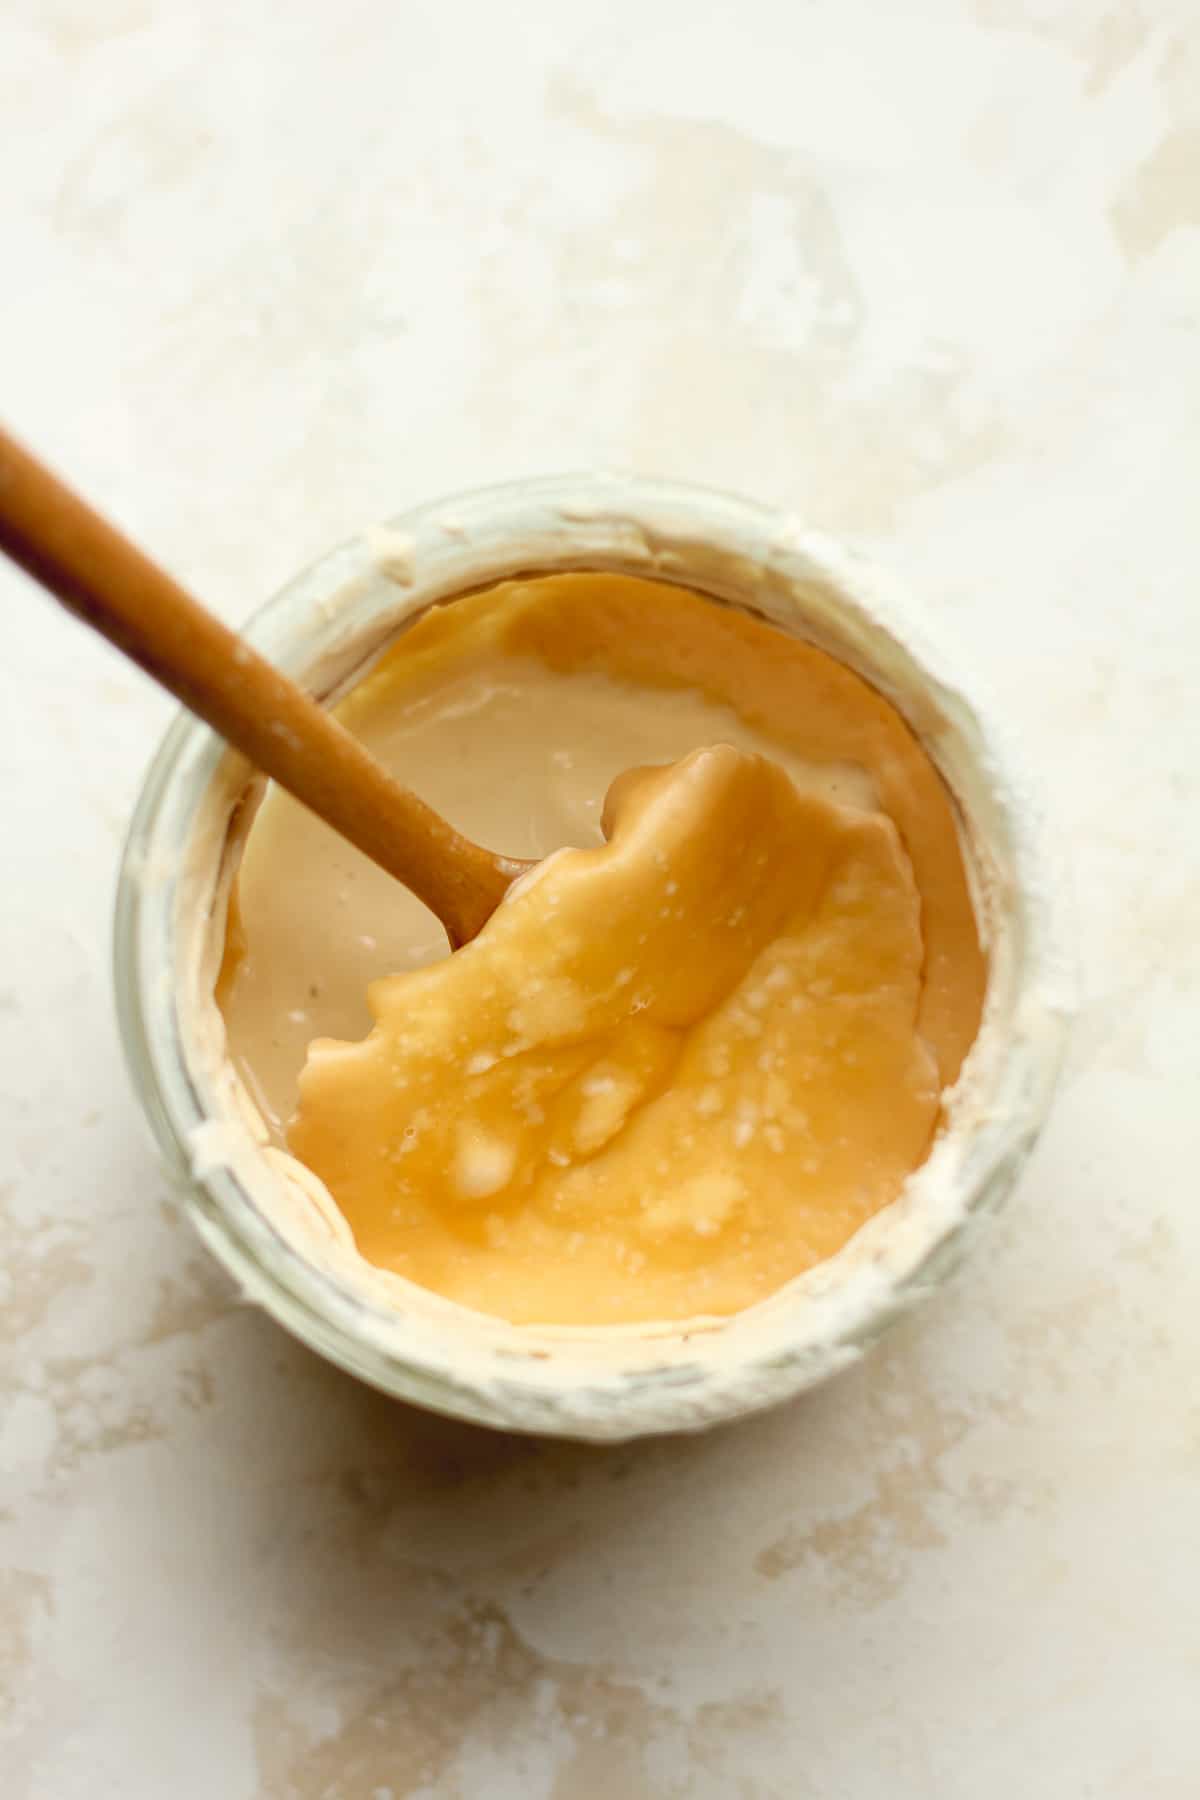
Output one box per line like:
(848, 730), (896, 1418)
(218, 571), (987, 1327)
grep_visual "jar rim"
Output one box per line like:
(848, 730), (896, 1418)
(113, 473), (1071, 1440)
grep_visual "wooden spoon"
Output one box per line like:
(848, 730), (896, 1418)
(0, 428), (532, 947)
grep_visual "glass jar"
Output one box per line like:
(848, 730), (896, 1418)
(113, 475), (1071, 1441)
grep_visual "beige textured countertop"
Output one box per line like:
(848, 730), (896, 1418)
(2, 3), (1198, 1794)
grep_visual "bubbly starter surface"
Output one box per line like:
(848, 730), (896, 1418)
(218, 573), (985, 1326)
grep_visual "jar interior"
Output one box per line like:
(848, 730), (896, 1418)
(118, 482), (1052, 1436)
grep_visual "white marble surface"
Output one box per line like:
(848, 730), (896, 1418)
(3, 2), (1199, 1794)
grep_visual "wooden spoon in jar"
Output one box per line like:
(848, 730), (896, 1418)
(0, 428), (532, 948)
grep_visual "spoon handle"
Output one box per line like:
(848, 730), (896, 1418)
(0, 427), (522, 945)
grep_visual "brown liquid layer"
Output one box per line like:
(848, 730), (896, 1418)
(219, 574), (986, 1325)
